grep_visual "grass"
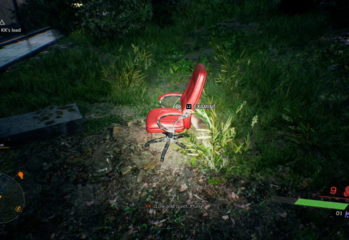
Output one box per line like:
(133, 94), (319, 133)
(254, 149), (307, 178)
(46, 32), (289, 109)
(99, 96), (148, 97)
(186, 104), (256, 175)
(0, 33), (153, 118)
(1, 0), (349, 236)
(84, 115), (123, 135)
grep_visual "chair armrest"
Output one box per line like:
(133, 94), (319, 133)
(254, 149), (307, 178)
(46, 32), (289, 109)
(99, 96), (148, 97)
(158, 92), (182, 101)
(157, 112), (190, 133)
(158, 92), (182, 107)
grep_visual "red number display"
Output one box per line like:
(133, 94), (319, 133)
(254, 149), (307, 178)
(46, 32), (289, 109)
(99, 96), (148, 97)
(330, 186), (337, 195)
(343, 186), (349, 197)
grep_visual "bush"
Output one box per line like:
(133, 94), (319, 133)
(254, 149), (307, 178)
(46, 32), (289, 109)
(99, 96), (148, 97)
(76, 0), (152, 40)
(186, 101), (257, 174)
(102, 44), (153, 104)
(151, 0), (183, 26)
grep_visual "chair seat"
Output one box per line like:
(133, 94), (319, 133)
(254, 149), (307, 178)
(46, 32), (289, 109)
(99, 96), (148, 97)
(146, 108), (185, 133)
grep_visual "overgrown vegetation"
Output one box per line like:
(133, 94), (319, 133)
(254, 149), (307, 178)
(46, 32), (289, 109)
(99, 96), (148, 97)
(1, 0), (349, 238)
(4, 0), (349, 191)
(76, 0), (152, 39)
(187, 103), (257, 175)
(4, 0), (349, 187)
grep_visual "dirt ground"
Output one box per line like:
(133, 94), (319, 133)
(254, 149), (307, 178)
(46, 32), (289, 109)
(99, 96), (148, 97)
(0, 106), (328, 240)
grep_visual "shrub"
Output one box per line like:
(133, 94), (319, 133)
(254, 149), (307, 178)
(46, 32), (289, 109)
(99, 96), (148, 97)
(186, 100), (258, 174)
(76, 0), (153, 40)
(151, 0), (182, 26)
(102, 44), (153, 104)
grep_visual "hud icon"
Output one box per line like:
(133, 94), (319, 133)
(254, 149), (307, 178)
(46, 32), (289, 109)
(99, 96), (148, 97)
(344, 186), (349, 197)
(345, 211), (349, 218)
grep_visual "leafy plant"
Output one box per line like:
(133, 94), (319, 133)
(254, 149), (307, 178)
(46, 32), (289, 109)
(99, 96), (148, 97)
(186, 100), (258, 173)
(76, 0), (152, 39)
(102, 44), (153, 104)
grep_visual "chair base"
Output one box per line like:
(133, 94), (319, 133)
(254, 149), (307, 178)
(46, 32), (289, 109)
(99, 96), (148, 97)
(145, 132), (187, 162)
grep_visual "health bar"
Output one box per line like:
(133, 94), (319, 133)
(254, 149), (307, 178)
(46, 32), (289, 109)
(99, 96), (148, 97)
(295, 198), (348, 210)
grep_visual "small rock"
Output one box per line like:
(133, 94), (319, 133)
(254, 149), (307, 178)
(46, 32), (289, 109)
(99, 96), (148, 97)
(149, 219), (166, 227)
(127, 121), (133, 127)
(279, 211), (287, 218)
(234, 203), (251, 210)
(113, 147), (121, 153)
(229, 192), (239, 200)
(179, 183), (188, 192)
(143, 161), (158, 170)
(222, 215), (229, 221)
(85, 200), (95, 206)
(121, 166), (133, 176)
(137, 170), (145, 183)
(148, 209), (156, 215)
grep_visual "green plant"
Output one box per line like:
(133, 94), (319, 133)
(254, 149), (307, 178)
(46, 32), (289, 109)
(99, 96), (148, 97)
(76, 0), (152, 40)
(102, 44), (153, 104)
(186, 100), (257, 173)
(85, 115), (123, 134)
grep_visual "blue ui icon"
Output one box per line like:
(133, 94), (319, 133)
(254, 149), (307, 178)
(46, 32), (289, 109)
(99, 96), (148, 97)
(345, 211), (349, 218)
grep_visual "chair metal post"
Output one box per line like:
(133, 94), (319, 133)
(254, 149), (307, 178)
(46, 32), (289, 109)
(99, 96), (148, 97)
(144, 132), (187, 162)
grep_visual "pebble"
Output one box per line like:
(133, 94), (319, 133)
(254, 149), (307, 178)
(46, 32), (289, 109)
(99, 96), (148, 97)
(121, 166), (133, 175)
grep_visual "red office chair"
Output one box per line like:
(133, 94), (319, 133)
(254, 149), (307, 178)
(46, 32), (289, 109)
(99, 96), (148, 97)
(145, 64), (207, 162)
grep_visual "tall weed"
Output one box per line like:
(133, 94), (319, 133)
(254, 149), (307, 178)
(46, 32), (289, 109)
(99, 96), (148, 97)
(102, 44), (153, 104)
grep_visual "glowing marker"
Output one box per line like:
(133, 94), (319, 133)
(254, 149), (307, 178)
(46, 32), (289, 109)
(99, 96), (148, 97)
(17, 171), (24, 180)
(15, 206), (22, 213)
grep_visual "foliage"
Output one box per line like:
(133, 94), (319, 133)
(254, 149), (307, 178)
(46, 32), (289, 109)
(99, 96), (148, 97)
(2, 0), (349, 237)
(101, 44), (153, 104)
(0, 36), (152, 117)
(151, 0), (183, 26)
(85, 115), (123, 134)
(186, 100), (258, 174)
(3, 0), (348, 194)
(76, 0), (152, 39)
(175, 0), (280, 27)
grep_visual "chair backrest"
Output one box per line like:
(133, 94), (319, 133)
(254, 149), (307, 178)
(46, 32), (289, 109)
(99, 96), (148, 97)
(180, 64), (207, 128)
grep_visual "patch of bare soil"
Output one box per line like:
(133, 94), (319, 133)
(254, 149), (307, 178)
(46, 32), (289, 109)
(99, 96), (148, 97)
(0, 119), (292, 240)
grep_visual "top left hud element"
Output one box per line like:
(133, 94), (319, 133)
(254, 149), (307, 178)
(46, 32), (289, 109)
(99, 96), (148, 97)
(0, 0), (23, 37)
(0, 19), (22, 35)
